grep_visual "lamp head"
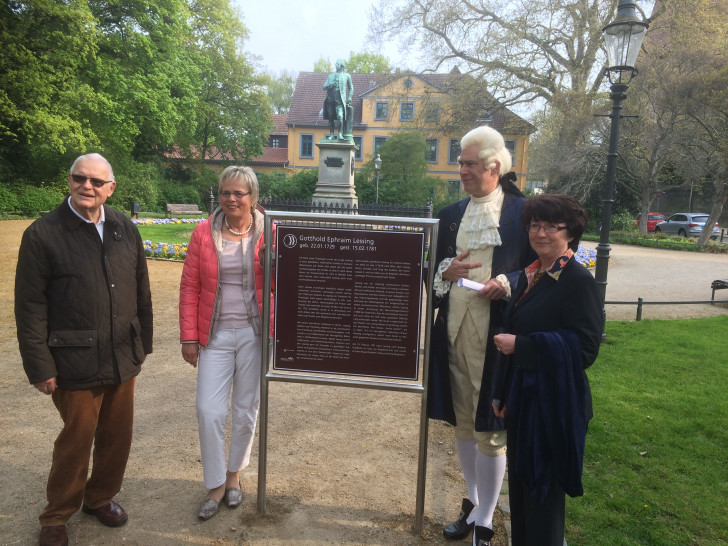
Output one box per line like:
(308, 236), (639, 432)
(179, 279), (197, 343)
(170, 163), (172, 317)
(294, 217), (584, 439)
(603, 0), (649, 84)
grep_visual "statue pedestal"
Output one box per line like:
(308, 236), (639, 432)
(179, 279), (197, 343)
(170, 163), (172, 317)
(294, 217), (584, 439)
(312, 140), (358, 212)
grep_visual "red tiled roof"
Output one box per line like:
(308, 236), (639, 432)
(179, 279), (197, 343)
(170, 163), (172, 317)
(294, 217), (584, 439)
(270, 114), (288, 135)
(248, 147), (288, 166)
(287, 71), (534, 134)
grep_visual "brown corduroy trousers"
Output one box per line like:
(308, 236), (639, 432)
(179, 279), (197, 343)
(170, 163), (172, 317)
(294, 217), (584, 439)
(39, 377), (136, 526)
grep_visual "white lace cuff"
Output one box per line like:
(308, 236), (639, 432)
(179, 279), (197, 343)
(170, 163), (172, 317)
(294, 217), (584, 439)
(434, 257), (455, 298)
(495, 273), (511, 300)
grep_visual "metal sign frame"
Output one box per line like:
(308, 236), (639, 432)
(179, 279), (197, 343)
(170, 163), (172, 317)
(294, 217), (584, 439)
(257, 211), (439, 535)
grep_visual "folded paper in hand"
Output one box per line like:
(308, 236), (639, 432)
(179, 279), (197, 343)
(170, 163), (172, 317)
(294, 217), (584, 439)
(457, 278), (485, 292)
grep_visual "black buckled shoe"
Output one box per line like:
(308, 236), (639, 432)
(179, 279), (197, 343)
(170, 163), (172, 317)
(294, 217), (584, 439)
(443, 497), (475, 539)
(473, 525), (494, 546)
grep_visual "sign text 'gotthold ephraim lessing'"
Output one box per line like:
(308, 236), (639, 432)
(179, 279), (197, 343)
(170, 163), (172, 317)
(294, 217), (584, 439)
(273, 226), (424, 380)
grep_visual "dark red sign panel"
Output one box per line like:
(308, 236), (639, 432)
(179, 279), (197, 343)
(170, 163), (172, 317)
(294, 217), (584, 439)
(273, 226), (424, 380)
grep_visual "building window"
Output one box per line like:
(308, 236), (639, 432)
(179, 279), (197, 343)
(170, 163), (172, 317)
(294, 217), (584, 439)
(400, 102), (415, 121)
(425, 138), (438, 163)
(505, 140), (516, 166)
(404, 77), (414, 89)
(374, 136), (388, 153)
(353, 136), (363, 161)
(448, 180), (462, 196)
(375, 102), (389, 121)
(271, 137), (280, 148)
(300, 134), (314, 159)
(448, 139), (461, 163)
(425, 105), (440, 123)
(476, 108), (493, 122)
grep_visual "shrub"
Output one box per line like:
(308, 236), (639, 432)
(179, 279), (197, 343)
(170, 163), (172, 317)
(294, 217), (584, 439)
(15, 183), (66, 214)
(0, 184), (19, 212)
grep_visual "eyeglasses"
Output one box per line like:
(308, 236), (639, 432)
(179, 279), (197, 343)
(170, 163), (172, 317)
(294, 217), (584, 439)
(527, 223), (568, 234)
(71, 173), (113, 188)
(219, 190), (251, 200)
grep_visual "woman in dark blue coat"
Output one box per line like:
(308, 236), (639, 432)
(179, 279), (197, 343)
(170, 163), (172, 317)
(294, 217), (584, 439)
(492, 194), (603, 546)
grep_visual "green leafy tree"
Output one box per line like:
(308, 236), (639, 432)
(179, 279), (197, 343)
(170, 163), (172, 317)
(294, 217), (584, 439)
(266, 70), (296, 114)
(87, 0), (200, 160)
(313, 57), (332, 73)
(259, 169), (318, 201)
(184, 0), (271, 163)
(0, 0), (101, 182)
(345, 52), (392, 73)
(356, 132), (438, 205)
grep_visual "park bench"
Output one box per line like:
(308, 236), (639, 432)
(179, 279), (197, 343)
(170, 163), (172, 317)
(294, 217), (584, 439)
(711, 279), (728, 301)
(165, 203), (204, 217)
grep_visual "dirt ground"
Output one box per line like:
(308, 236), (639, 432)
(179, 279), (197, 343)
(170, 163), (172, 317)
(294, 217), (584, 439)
(1, 219), (726, 545)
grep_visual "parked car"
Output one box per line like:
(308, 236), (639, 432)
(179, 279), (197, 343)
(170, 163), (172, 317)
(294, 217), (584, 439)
(635, 212), (665, 232)
(654, 213), (720, 238)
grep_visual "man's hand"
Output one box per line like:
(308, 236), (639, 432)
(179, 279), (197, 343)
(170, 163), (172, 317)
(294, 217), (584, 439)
(182, 343), (199, 367)
(477, 278), (507, 300)
(34, 378), (57, 395)
(442, 250), (482, 282)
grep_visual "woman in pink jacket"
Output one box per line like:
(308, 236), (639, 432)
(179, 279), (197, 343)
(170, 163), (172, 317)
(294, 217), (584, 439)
(179, 166), (274, 521)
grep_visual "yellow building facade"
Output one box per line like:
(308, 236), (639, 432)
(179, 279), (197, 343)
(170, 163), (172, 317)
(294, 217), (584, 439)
(286, 72), (533, 194)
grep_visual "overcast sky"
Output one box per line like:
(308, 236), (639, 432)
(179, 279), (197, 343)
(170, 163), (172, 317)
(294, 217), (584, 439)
(235, 0), (416, 75)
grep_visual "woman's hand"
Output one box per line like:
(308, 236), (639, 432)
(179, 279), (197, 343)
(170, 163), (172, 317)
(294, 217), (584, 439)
(181, 343), (199, 367)
(442, 250), (481, 282)
(477, 278), (506, 300)
(492, 402), (508, 418)
(493, 333), (516, 355)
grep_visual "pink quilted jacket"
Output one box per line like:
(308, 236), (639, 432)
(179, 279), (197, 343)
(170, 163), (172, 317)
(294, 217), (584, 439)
(179, 207), (274, 346)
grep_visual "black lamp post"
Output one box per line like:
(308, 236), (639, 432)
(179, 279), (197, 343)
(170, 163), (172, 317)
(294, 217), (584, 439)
(374, 153), (382, 204)
(594, 0), (648, 320)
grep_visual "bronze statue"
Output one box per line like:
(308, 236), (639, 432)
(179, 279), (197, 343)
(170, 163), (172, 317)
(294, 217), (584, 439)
(323, 59), (354, 141)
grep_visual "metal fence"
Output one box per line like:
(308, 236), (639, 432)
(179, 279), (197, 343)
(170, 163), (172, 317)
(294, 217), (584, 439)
(258, 197), (433, 219)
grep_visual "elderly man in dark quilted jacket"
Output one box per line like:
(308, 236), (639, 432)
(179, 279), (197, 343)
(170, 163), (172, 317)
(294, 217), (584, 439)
(15, 153), (153, 546)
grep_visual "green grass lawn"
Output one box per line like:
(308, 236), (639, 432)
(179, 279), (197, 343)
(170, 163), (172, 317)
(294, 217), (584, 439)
(568, 316), (728, 544)
(137, 223), (197, 244)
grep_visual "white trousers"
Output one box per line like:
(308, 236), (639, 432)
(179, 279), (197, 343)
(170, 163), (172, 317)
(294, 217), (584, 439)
(197, 327), (261, 489)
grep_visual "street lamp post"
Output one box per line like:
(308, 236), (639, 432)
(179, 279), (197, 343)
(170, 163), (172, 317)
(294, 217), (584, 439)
(374, 154), (382, 205)
(595, 0), (648, 325)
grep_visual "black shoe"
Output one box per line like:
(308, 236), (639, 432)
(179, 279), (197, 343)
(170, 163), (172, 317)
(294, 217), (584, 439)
(443, 498), (475, 539)
(473, 525), (494, 546)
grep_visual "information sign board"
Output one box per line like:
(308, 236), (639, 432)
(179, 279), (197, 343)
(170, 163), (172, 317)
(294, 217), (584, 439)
(273, 226), (424, 380)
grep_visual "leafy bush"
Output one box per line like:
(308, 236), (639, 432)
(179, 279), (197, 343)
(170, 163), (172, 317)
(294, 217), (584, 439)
(0, 183), (20, 212)
(15, 183), (66, 214)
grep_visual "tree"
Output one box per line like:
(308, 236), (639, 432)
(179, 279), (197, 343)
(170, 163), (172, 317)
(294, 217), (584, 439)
(313, 57), (332, 73)
(345, 52), (392, 73)
(369, 0), (660, 182)
(0, 0), (102, 183)
(183, 0), (271, 164)
(266, 70), (296, 114)
(356, 132), (438, 205)
(658, 0), (728, 245)
(87, 0), (201, 160)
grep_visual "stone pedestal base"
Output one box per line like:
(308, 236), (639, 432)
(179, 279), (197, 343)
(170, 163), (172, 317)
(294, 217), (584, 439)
(312, 140), (358, 212)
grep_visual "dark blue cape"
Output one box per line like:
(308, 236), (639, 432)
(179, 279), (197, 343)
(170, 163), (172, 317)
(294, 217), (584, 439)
(508, 330), (588, 503)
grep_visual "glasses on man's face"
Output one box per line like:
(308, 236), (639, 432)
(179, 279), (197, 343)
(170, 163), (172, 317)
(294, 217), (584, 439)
(527, 223), (568, 234)
(71, 173), (112, 188)
(219, 190), (251, 200)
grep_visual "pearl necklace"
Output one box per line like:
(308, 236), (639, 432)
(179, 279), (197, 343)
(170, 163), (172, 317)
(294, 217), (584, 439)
(225, 214), (252, 236)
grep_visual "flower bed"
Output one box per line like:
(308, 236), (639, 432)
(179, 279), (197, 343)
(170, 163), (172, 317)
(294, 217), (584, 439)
(143, 240), (188, 259)
(133, 218), (204, 225)
(575, 245), (597, 268)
